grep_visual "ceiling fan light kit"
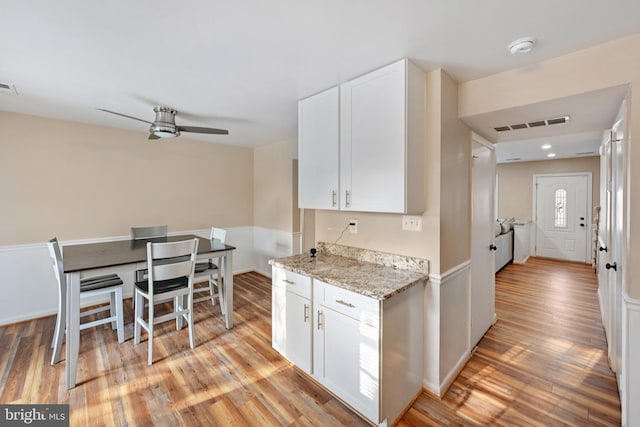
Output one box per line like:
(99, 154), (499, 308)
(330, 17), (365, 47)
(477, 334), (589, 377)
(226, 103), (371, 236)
(151, 106), (179, 138)
(97, 105), (229, 140)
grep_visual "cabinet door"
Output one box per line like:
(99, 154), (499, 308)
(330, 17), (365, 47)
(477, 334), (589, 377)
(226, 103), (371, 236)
(298, 86), (340, 210)
(314, 306), (379, 422)
(284, 291), (312, 373)
(340, 60), (406, 212)
(272, 284), (312, 373)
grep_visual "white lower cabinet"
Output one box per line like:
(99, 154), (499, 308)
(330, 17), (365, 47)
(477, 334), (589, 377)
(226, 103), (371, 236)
(272, 267), (424, 426)
(313, 279), (380, 422)
(272, 267), (312, 373)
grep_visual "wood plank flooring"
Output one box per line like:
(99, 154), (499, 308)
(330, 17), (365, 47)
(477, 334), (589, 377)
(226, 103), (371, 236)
(0, 258), (621, 426)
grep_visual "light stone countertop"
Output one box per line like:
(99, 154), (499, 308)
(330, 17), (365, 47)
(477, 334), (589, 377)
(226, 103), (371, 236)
(269, 247), (429, 300)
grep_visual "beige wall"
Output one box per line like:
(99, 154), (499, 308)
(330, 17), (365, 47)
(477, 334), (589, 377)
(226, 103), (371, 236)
(0, 112), (254, 245)
(253, 139), (298, 232)
(315, 69), (471, 276)
(497, 156), (600, 222)
(459, 33), (640, 298)
(439, 71), (472, 272)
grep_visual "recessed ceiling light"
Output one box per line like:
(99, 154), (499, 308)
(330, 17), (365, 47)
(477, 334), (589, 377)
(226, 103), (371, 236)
(541, 144), (551, 150)
(507, 37), (536, 55)
(547, 153), (556, 158)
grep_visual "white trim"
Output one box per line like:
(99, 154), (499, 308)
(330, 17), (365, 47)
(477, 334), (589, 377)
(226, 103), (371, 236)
(429, 259), (472, 284)
(622, 293), (640, 427)
(531, 172), (593, 262)
(471, 132), (495, 150)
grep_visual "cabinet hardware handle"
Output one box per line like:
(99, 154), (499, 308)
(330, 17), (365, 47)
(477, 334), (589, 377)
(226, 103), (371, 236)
(304, 304), (309, 322)
(599, 246), (608, 252)
(345, 190), (351, 207)
(332, 190), (337, 207)
(282, 279), (295, 285)
(489, 244), (497, 251)
(606, 262), (617, 271)
(317, 310), (323, 329)
(336, 299), (355, 308)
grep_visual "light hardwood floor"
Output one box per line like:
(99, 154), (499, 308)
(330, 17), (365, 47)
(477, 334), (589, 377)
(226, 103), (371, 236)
(0, 258), (621, 426)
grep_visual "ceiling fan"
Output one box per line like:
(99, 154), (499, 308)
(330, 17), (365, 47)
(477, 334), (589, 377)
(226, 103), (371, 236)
(98, 106), (229, 139)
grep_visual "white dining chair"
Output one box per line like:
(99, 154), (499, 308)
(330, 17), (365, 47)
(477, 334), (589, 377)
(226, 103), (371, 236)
(48, 237), (125, 366)
(134, 238), (199, 365)
(131, 225), (168, 306)
(193, 227), (227, 317)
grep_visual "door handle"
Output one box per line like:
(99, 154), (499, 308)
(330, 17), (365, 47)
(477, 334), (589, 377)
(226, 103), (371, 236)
(599, 246), (608, 252)
(489, 244), (497, 251)
(606, 262), (617, 271)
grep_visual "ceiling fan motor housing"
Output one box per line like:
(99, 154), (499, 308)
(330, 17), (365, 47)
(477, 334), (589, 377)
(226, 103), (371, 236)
(151, 106), (179, 137)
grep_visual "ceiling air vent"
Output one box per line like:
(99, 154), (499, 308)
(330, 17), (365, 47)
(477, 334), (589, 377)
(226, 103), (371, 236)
(493, 115), (570, 133)
(547, 116), (569, 125)
(575, 151), (595, 156)
(506, 157), (522, 161)
(527, 120), (546, 127)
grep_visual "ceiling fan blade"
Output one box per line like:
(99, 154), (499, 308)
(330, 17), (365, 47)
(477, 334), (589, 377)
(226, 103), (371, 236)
(97, 108), (153, 124)
(177, 125), (229, 135)
(148, 133), (160, 140)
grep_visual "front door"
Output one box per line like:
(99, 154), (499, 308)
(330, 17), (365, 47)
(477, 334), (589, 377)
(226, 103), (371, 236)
(535, 174), (590, 262)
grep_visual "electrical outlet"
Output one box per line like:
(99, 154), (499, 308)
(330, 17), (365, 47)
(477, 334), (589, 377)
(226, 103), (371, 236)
(349, 219), (358, 234)
(402, 215), (422, 231)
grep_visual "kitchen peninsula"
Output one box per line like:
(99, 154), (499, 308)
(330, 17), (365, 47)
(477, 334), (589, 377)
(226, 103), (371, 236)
(270, 243), (428, 426)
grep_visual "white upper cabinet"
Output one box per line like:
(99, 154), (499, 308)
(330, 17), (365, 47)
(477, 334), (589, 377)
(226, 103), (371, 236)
(298, 86), (340, 210)
(298, 59), (425, 214)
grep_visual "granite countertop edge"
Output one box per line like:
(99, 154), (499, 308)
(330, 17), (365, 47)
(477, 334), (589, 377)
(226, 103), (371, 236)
(269, 253), (429, 301)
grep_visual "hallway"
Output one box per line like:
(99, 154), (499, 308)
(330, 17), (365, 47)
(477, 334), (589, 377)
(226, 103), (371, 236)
(402, 257), (621, 425)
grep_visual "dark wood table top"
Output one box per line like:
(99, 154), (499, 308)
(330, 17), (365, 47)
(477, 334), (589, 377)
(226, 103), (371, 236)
(62, 234), (235, 273)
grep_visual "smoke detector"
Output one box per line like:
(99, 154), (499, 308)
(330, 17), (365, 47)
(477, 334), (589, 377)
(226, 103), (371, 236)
(508, 37), (536, 55)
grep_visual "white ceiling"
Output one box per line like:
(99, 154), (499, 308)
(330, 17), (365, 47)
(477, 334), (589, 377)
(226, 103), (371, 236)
(1, 1), (639, 158)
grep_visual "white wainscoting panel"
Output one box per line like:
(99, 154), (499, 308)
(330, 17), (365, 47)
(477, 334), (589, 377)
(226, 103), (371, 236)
(423, 260), (472, 397)
(0, 226), (298, 326)
(622, 294), (640, 427)
(252, 227), (300, 277)
(0, 243), (59, 325)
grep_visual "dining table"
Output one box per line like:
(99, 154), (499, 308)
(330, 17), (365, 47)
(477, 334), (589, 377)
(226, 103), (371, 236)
(61, 234), (236, 389)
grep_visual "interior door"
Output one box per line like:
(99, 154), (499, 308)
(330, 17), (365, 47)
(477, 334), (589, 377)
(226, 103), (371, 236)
(608, 101), (626, 381)
(470, 138), (496, 347)
(535, 174), (590, 262)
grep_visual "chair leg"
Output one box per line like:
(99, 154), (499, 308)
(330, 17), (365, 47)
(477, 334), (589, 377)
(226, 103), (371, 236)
(134, 290), (143, 345)
(218, 280), (227, 319)
(148, 298), (154, 366)
(51, 301), (65, 365)
(188, 292), (195, 349)
(110, 292), (117, 330)
(208, 276), (216, 306)
(175, 296), (184, 330)
(115, 287), (124, 343)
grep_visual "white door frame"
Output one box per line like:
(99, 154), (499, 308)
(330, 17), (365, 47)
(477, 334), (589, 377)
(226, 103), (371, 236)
(532, 172), (593, 262)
